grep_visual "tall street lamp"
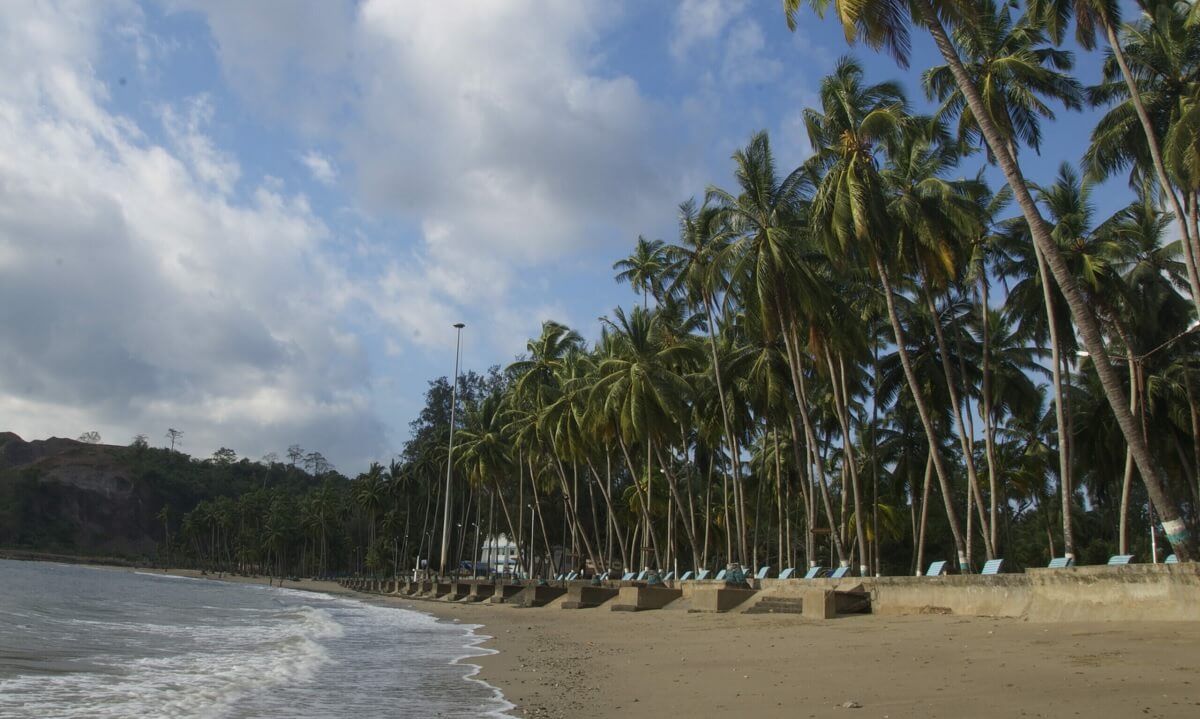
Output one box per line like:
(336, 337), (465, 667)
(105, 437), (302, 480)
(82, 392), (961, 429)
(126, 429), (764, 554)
(439, 322), (466, 577)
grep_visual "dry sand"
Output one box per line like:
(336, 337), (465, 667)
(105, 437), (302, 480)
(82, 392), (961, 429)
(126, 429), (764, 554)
(148, 570), (1200, 719)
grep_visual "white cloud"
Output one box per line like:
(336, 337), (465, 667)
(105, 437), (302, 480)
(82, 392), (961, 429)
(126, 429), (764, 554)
(177, 0), (678, 354)
(669, 0), (748, 60)
(0, 0), (387, 470)
(299, 150), (337, 185)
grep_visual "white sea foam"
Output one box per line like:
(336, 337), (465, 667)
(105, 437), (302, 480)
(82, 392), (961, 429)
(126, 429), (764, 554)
(0, 605), (340, 718)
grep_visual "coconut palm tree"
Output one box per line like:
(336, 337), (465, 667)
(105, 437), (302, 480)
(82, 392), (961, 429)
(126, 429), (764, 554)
(783, 0), (1196, 561)
(614, 236), (670, 309)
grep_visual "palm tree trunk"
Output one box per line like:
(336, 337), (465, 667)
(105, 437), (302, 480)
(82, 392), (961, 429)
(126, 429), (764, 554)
(916, 3), (1197, 561)
(823, 346), (870, 574)
(701, 294), (750, 563)
(875, 260), (969, 569)
(979, 278), (1001, 554)
(923, 284), (995, 559)
(787, 412), (814, 568)
(915, 451), (934, 575)
(1033, 244), (1075, 559)
(586, 458), (629, 570)
(655, 445), (701, 570)
(617, 436), (662, 568)
(783, 325), (848, 565)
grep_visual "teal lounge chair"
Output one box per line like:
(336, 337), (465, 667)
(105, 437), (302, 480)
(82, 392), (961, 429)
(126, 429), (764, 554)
(755, 566), (771, 580)
(621, 572), (635, 581)
(636, 569), (649, 581)
(778, 568), (795, 579)
(803, 566), (827, 579)
(980, 559), (1004, 575)
(597, 571), (610, 581)
(830, 566), (852, 579)
(662, 571), (675, 582)
(680, 571), (694, 581)
(696, 569), (712, 580)
(925, 560), (948, 577)
(1047, 556), (1075, 569)
(1107, 554), (1134, 566)
(1165, 554), (1178, 564)
(714, 569), (728, 581)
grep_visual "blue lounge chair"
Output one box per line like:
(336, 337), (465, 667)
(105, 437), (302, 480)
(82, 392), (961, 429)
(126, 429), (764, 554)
(803, 566), (827, 579)
(1107, 554), (1134, 566)
(755, 566), (771, 580)
(779, 567), (795, 579)
(1047, 556), (1075, 569)
(830, 566), (852, 579)
(714, 569), (728, 581)
(680, 571), (694, 581)
(1165, 554), (1178, 564)
(980, 559), (1004, 575)
(635, 569), (648, 581)
(926, 560), (948, 577)
(696, 569), (712, 580)
(662, 571), (675, 582)
(621, 572), (635, 581)
(597, 571), (610, 581)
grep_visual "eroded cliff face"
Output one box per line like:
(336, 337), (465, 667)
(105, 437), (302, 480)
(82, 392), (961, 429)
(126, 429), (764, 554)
(0, 433), (155, 555)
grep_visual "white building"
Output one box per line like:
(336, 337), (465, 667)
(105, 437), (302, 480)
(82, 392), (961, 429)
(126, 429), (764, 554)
(480, 534), (522, 574)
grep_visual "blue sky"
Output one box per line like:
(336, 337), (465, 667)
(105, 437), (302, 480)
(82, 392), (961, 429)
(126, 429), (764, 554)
(0, 1), (1129, 473)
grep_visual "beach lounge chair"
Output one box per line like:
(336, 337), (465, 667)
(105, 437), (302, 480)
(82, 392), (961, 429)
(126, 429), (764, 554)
(696, 569), (712, 580)
(662, 571), (675, 582)
(830, 566), (852, 579)
(635, 569), (648, 581)
(779, 567), (795, 579)
(1047, 556), (1075, 569)
(1107, 554), (1134, 566)
(755, 566), (771, 580)
(803, 566), (827, 579)
(980, 558), (1004, 575)
(925, 560), (948, 577)
(714, 569), (728, 581)
(1165, 554), (1178, 564)
(567, 571), (579, 581)
(621, 572), (635, 581)
(679, 571), (694, 581)
(597, 571), (610, 581)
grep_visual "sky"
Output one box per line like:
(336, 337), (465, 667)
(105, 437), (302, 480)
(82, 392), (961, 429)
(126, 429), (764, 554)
(0, 0), (1128, 474)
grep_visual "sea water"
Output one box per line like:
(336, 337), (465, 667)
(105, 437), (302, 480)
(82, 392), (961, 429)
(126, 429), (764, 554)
(0, 560), (511, 718)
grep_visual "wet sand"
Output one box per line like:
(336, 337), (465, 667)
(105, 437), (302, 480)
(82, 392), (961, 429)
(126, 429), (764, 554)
(148, 570), (1200, 718)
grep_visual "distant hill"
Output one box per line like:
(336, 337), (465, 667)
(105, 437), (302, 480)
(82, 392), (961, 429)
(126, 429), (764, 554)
(0, 432), (330, 559)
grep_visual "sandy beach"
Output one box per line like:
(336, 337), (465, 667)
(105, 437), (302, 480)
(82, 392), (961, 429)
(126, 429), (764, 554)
(138, 569), (1200, 719)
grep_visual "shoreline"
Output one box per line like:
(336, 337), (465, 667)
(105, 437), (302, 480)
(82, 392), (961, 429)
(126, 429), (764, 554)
(11, 559), (1200, 718)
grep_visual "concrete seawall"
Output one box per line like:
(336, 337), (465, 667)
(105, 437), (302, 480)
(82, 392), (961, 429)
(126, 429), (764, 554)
(758, 564), (1199, 621)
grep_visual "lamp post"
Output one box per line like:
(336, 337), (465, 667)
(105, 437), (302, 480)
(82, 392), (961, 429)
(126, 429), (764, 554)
(439, 322), (466, 578)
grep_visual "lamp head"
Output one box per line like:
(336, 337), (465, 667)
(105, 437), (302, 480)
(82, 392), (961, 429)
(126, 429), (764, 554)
(453, 322), (465, 329)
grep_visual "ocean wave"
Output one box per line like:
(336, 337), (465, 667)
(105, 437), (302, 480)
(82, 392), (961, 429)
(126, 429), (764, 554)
(0, 604), (342, 718)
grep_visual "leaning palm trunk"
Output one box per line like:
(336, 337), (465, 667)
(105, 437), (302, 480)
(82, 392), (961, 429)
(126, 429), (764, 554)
(782, 325), (848, 565)
(551, 456), (601, 572)
(617, 436), (663, 569)
(1102, 22), (1200, 320)
(786, 412), (815, 568)
(586, 458), (629, 570)
(823, 346), (870, 574)
(914, 452), (935, 575)
(979, 278), (1001, 552)
(1032, 244), (1075, 559)
(702, 294), (750, 563)
(922, 285), (994, 559)
(655, 445), (702, 570)
(916, 3), (1196, 561)
(875, 259), (969, 569)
